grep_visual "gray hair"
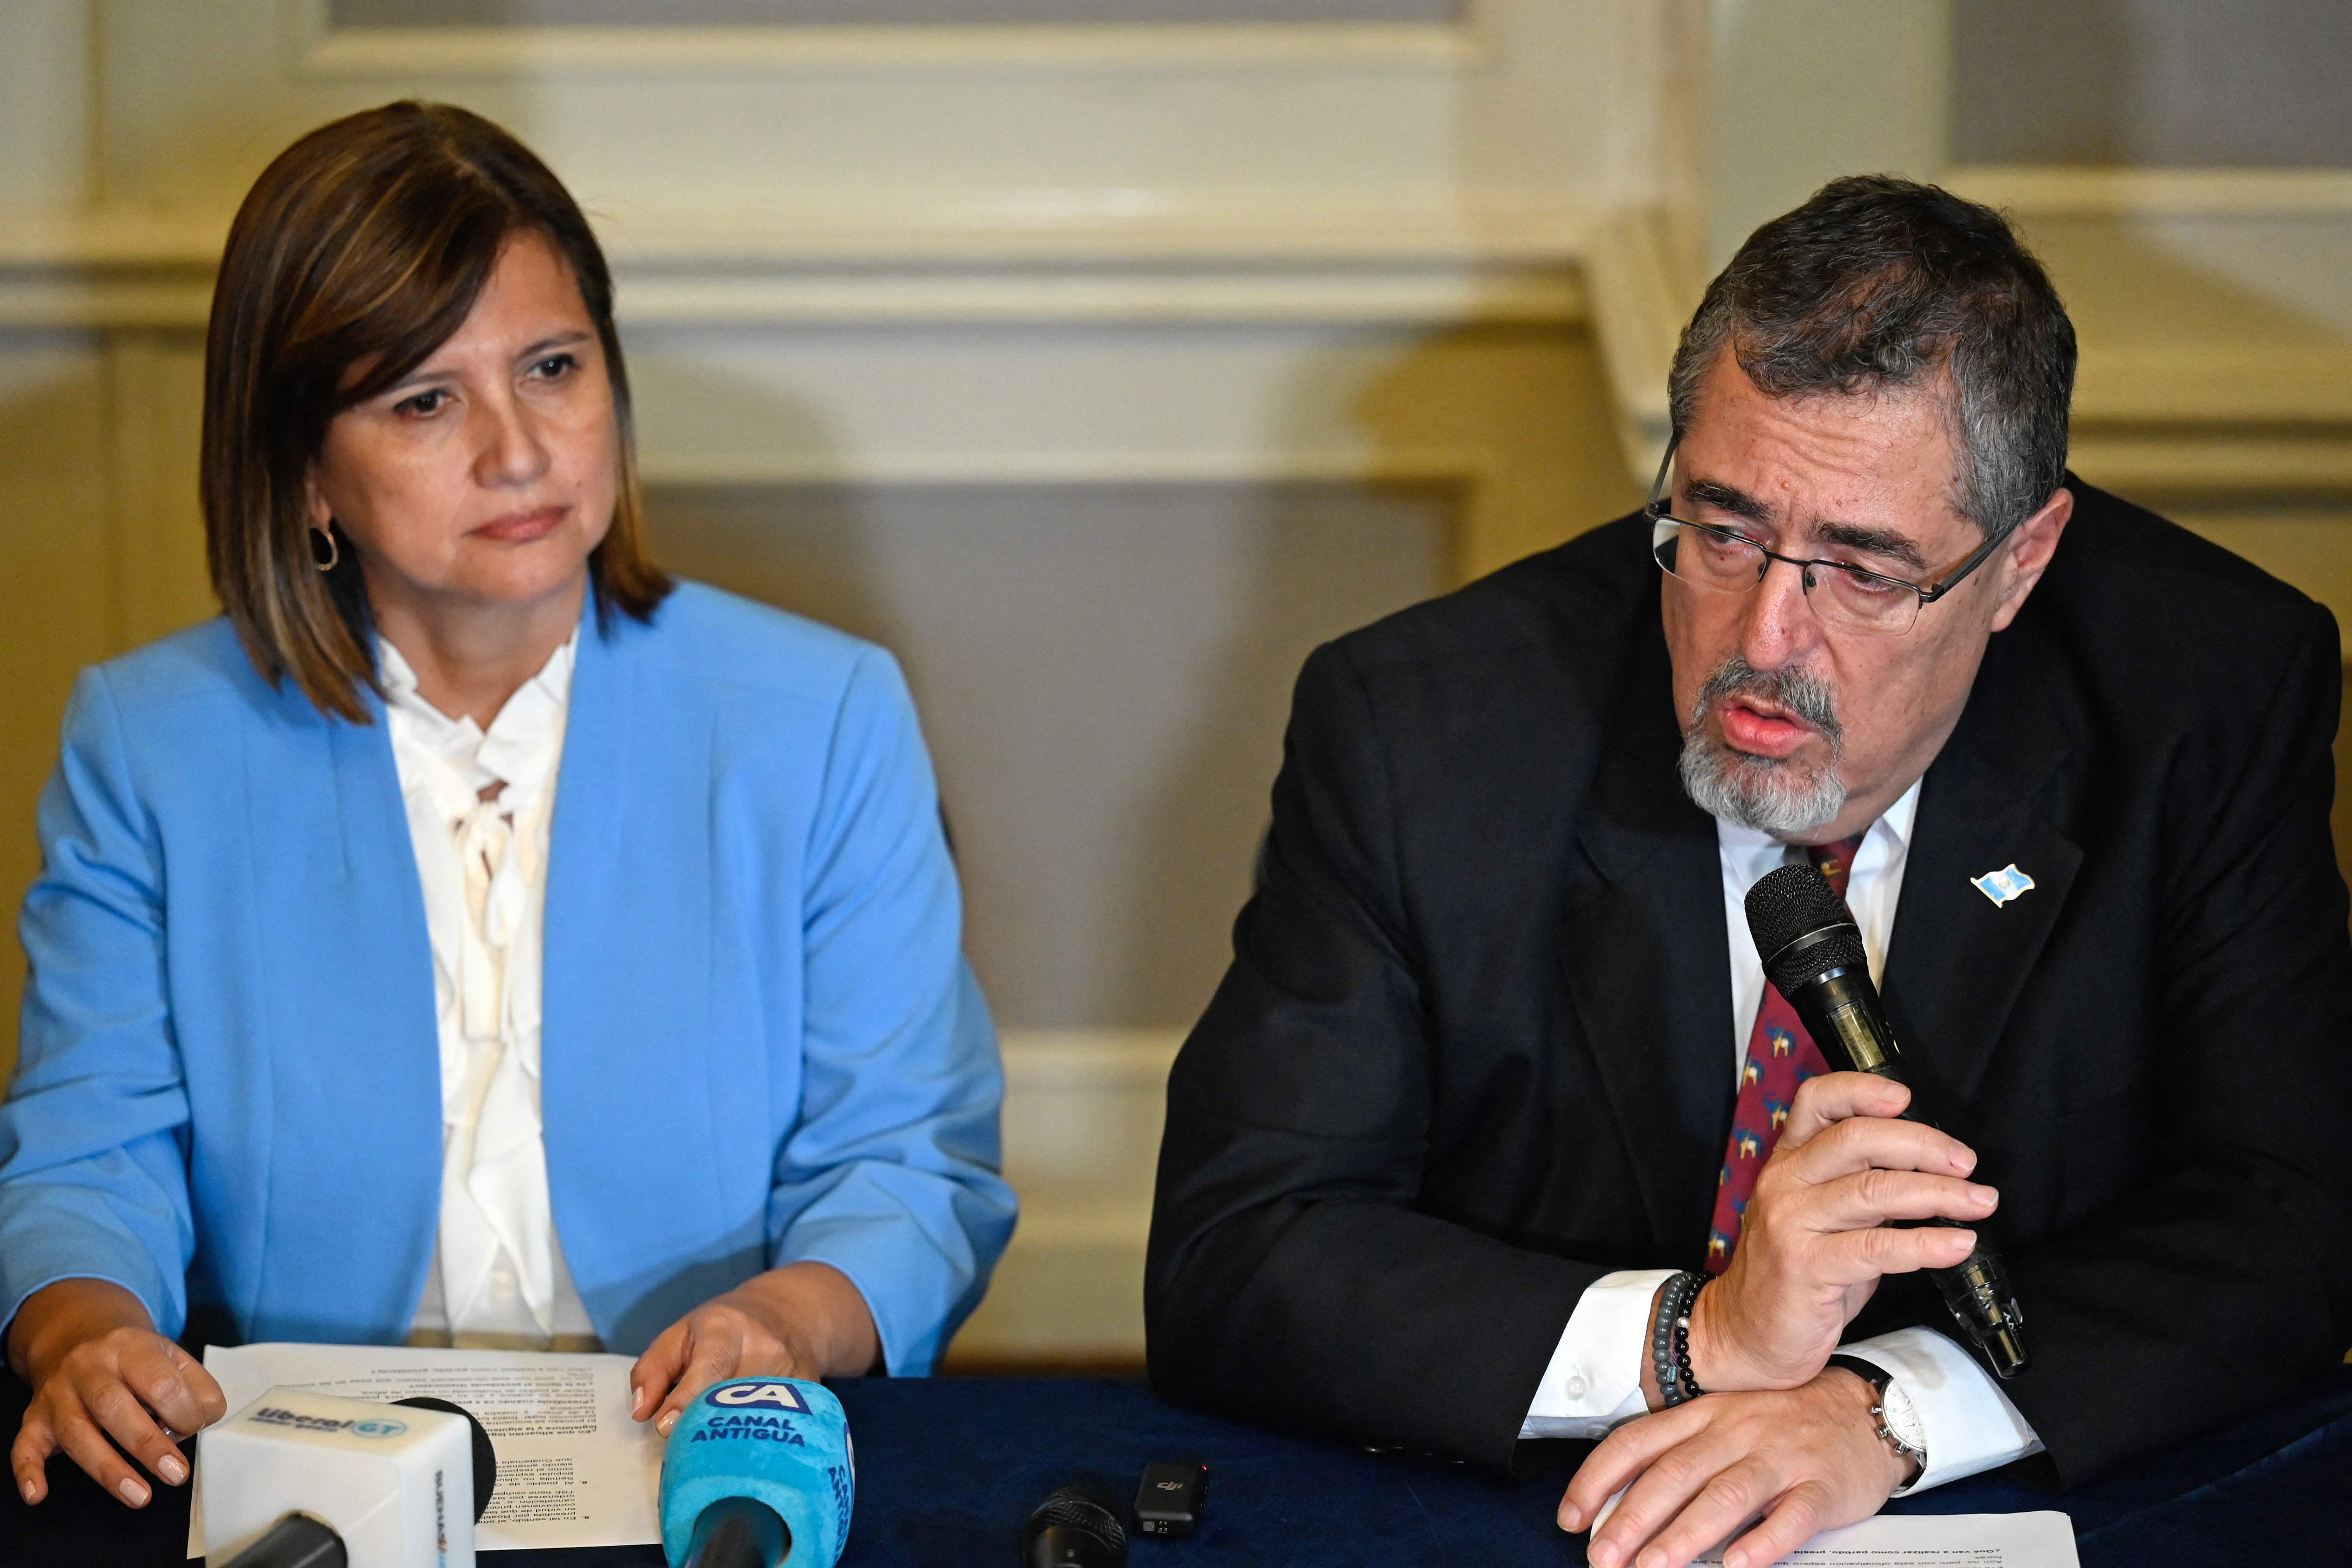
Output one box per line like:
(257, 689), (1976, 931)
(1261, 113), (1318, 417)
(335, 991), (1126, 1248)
(1667, 175), (2077, 541)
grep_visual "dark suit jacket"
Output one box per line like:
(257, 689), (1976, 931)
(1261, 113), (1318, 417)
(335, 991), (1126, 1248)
(1145, 480), (2352, 1487)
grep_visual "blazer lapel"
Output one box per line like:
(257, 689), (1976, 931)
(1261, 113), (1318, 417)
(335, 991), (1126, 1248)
(244, 684), (443, 1341)
(540, 604), (728, 1345)
(540, 607), (643, 1253)
(1559, 629), (1735, 1265)
(1882, 638), (2082, 1122)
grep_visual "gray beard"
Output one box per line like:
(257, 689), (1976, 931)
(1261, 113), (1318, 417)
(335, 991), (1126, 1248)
(1676, 657), (1848, 837)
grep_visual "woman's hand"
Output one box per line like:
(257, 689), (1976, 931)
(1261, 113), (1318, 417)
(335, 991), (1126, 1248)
(8, 1279), (227, 1508)
(629, 1262), (880, 1436)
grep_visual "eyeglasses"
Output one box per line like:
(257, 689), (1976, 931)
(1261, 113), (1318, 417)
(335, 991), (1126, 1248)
(1645, 438), (2005, 636)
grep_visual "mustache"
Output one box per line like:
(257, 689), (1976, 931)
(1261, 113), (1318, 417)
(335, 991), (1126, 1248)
(1693, 656), (1843, 753)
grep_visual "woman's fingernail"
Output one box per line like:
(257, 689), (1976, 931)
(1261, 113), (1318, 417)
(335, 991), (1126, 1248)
(1589, 1541), (1620, 1568)
(1560, 1505), (1583, 1532)
(657, 1411), (678, 1436)
(1725, 1552), (1748, 1568)
(158, 1454), (188, 1485)
(1971, 1183), (1999, 1204)
(120, 1476), (151, 1506)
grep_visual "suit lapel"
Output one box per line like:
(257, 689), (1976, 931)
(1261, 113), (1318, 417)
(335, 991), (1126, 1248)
(1882, 635), (2081, 1121)
(1559, 629), (1735, 1265)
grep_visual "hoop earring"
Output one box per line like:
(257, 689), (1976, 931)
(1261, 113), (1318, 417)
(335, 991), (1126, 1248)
(309, 525), (340, 573)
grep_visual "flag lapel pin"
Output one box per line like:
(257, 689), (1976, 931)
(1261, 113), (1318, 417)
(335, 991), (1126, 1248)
(1970, 864), (2036, 907)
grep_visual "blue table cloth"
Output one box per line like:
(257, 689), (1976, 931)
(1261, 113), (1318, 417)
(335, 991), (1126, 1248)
(4, 1366), (2346, 1565)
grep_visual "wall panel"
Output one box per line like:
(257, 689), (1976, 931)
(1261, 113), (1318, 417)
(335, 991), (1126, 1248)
(649, 480), (1452, 1030)
(0, 337), (116, 1089)
(1953, 0), (2352, 168)
(335, 0), (1461, 24)
(89, 0), (1620, 226)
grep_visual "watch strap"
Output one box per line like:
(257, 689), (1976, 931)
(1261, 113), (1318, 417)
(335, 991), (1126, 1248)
(1825, 1354), (1927, 1483)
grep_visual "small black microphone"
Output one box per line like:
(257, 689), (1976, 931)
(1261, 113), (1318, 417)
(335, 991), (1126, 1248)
(1019, 1481), (1128, 1568)
(681, 1495), (792, 1568)
(391, 1397), (499, 1520)
(1745, 863), (2030, 1379)
(219, 1514), (347, 1568)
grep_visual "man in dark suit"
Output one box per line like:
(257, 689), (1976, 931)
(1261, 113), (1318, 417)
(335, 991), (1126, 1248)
(1145, 176), (2352, 1568)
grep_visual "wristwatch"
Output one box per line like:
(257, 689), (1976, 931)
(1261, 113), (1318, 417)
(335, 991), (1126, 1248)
(1825, 1355), (1928, 1486)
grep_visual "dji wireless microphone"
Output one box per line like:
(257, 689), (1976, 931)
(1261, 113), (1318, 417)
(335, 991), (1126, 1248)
(658, 1378), (855, 1568)
(1745, 863), (2031, 1379)
(1131, 1460), (1207, 1539)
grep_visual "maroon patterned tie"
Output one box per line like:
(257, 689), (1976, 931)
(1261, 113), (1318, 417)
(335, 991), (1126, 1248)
(1703, 833), (1867, 1274)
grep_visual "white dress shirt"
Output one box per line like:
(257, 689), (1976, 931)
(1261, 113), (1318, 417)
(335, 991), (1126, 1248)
(1520, 780), (2043, 1491)
(382, 633), (600, 1351)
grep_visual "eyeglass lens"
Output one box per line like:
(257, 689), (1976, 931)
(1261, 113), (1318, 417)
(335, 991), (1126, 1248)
(1652, 520), (1920, 634)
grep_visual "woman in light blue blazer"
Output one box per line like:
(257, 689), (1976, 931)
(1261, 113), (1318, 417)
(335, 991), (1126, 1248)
(2, 102), (1015, 1510)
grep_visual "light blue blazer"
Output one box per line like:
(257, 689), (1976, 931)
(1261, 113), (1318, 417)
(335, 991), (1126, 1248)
(0, 583), (1015, 1372)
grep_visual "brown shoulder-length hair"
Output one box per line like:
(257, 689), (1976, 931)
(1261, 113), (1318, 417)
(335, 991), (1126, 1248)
(203, 100), (670, 723)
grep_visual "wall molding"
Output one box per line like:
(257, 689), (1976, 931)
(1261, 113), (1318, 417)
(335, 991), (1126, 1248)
(289, 8), (1488, 77)
(0, 200), (1591, 332)
(1942, 165), (2352, 219)
(1584, 170), (2352, 494)
(1583, 205), (1695, 479)
(14, 175), (2340, 514)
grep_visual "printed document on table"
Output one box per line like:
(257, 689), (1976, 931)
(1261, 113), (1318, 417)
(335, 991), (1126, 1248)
(1587, 1508), (2078, 1567)
(188, 1342), (663, 1555)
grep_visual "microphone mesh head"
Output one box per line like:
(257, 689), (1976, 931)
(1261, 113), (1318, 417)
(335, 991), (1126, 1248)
(1020, 1484), (1128, 1557)
(1745, 864), (1865, 991)
(395, 1396), (497, 1520)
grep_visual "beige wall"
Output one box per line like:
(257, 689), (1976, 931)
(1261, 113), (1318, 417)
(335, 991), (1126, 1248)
(0, 340), (114, 1085)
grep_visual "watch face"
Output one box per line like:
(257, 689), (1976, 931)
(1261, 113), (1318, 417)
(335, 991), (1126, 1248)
(1877, 1377), (1928, 1454)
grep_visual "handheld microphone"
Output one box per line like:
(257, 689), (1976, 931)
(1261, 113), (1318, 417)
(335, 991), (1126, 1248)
(1019, 1481), (1128, 1568)
(202, 1388), (496, 1568)
(658, 1378), (855, 1568)
(1745, 863), (2030, 1379)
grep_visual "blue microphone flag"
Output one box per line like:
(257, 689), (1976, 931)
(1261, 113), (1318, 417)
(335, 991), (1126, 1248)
(659, 1377), (854, 1567)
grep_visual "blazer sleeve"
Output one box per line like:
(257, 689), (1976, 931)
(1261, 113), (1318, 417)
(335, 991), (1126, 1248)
(762, 648), (1017, 1376)
(1146, 642), (1605, 1469)
(1997, 601), (2352, 1485)
(0, 667), (196, 1342)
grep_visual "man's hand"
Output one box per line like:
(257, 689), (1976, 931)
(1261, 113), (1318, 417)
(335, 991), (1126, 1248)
(1561, 1367), (1913, 1568)
(629, 1262), (880, 1436)
(1688, 1072), (1996, 1393)
(8, 1279), (228, 1508)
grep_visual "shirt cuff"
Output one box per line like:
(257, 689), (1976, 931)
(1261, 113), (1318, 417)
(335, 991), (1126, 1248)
(1838, 1326), (2044, 1493)
(1518, 1269), (1678, 1440)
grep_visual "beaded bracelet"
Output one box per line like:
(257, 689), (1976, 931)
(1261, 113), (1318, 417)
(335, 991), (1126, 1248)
(1672, 1283), (1707, 1402)
(1651, 1271), (1707, 1407)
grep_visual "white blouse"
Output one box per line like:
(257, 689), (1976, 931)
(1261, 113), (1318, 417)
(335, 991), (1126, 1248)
(381, 633), (600, 1351)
